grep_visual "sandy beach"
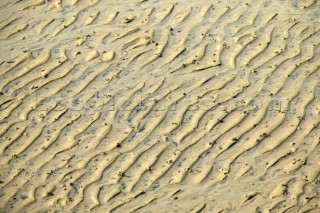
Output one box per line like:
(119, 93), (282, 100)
(0, 0), (320, 212)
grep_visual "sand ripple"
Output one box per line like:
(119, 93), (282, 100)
(0, 0), (320, 212)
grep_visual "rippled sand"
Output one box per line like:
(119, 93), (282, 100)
(0, 0), (320, 212)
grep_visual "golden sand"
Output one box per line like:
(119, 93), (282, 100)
(0, 0), (320, 212)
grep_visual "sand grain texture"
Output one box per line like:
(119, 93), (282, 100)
(0, 0), (320, 212)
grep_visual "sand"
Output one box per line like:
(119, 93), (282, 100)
(0, 0), (319, 212)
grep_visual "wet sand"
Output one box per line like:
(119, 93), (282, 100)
(0, 0), (320, 212)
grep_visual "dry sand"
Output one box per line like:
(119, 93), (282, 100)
(0, 0), (320, 212)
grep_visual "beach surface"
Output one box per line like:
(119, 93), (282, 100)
(0, 0), (320, 212)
